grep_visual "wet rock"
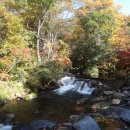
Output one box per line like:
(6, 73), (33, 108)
(30, 120), (56, 130)
(104, 91), (115, 96)
(76, 98), (87, 105)
(91, 102), (110, 111)
(60, 122), (73, 130)
(119, 110), (130, 124)
(122, 86), (130, 91)
(93, 96), (107, 101)
(73, 116), (101, 130)
(112, 99), (121, 105)
(69, 115), (82, 123)
(88, 113), (102, 118)
(122, 91), (130, 97)
(110, 107), (128, 115)
(127, 101), (130, 105)
(113, 92), (125, 98)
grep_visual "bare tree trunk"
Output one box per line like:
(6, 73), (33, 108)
(37, 20), (41, 64)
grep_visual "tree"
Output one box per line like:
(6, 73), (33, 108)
(70, 0), (117, 74)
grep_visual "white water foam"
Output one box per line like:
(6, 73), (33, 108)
(55, 76), (95, 95)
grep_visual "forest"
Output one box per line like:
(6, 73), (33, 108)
(0, 0), (130, 100)
(0, 0), (130, 130)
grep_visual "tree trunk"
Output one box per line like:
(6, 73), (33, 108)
(37, 20), (41, 64)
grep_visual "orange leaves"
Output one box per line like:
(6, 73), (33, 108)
(11, 47), (31, 58)
(57, 57), (72, 69)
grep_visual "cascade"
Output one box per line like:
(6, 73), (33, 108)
(54, 76), (96, 95)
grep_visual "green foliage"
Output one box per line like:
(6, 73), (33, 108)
(26, 61), (63, 92)
(71, 11), (116, 74)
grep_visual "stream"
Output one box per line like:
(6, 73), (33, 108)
(0, 76), (129, 130)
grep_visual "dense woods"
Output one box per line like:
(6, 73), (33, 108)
(0, 0), (130, 101)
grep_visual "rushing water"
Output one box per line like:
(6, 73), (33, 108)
(55, 76), (96, 95)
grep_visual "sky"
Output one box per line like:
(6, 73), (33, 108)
(114, 0), (130, 15)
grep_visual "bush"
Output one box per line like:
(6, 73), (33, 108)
(26, 61), (64, 92)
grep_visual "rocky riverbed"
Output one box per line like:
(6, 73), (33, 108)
(0, 77), (130, 130)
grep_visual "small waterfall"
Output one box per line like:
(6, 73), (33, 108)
(54, 76), (96, 95)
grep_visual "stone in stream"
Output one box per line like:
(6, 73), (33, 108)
(69, 115), (82, 122)
(73, 116), (101, 130)
(112, 99), (121, 105)
(113, 92), (125, 98)
(30, 120), (56, 130)
(76, 98), (88, 105)
(104, 91), (115, 96)
(110, 107), (128, 115)
(119, 110), (130, 124)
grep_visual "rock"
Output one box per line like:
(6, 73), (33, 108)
(93, 96), (107, 101)
(91, 102), (109, 111)
(110, 107), (128, 115)
(112, 99), (121, 105)
(30, 120), (56, 130)
(119, 110), (130, 124)
(104, 91), (115, 96)
(127, 101), (130, 105)
(69, 115), (82, 122)
(114, 92), (125, 98)
(61, 122), (73, 130)
(122, 86), (130, 91)
(123, 91), (130, 97)
(73, 116), (101, 130)
(76, 98), (87, 105)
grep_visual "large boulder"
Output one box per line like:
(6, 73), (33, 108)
(73, 116), (101, 130)
(119, 110), (130, 124)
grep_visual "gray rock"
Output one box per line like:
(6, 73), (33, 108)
(112, 99), (121, 104)
(104, 91), (115, 96)
(91, 102), (109, 110)
(123, 91), (130, 97)
(69, 115), (82, 122)
(114, 92), (125, 98)
(110, 107), (128, 115)
(76, 98), (87, 105)
(73, 116), (101, 130)
(119, 110), (130, 124)
(30, 120), (56, 130)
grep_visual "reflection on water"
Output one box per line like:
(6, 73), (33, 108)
(0, 92), (126, 130)
(0, 92), (85, 123)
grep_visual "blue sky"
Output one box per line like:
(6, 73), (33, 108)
(114, 0), (130, 15)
